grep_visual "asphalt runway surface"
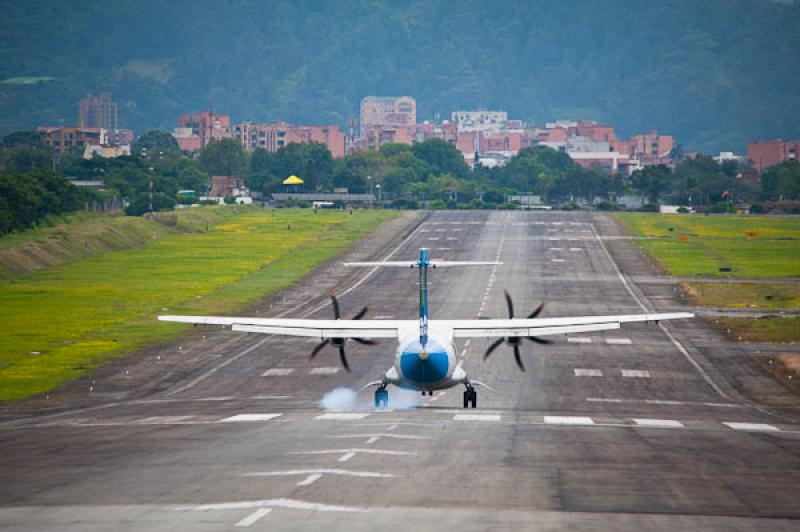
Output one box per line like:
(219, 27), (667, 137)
(1, 210), (799, 531)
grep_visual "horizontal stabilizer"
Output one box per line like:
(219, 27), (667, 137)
(344, 260), (502, 268)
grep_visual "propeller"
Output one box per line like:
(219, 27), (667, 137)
(482, 290), (552, 372)
(309, 292), (378, 372)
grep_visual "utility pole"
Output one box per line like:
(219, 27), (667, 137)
(149, 180), (154, 214)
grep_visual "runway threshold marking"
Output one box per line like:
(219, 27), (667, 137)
(310, 367), (340, 375)
(633, 419), (684, 428)
(222, 413), (282, 422)
(453, 414), (501, 421)
(544, 416), (595, 426)
(574, 368), (603, 377)
(605, 338), (633, 345)
(235, 508), (272, 527)
(621, 369), (651, 378)
(723, 422), (780, 432)
(316, 413), (370, 420)
(262, 368), (294, 377)
(567, 337), (592, 344)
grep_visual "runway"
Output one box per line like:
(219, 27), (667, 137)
(1, 210), (798, 531)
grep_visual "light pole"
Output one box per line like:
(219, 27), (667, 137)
(148, 166), (155, 214)
(367, 175), (373, 207)
(376, 183), (382, 206)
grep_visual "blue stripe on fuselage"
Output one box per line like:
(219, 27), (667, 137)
(400, 339), (449, 384)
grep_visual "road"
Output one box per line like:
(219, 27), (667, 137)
(1, 210), (798, 531)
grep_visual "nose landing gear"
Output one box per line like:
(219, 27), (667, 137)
(374, 386), (389, 408)
(463, 384), (477, 408)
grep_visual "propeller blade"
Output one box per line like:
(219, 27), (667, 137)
(513, 344), (526, 372)
(503, 290), (514, 318)
(527, 336), (553, 345)
(351, 305), (370, 320)
(527, 302), (545, 319)
(338, 345), (351, 372)
(328, 291), (341, 320)
(482, 337), (504, 360)
(353, 337), (379, 346)
(310, 338), (330, 360)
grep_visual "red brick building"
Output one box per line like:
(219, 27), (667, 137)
(174, 112), (232, 152)
(748, 139), (800, 172)
(234, 122), (346, 158)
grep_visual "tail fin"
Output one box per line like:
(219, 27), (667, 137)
(345, 248), (502, 347)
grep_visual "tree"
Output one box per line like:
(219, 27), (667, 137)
(132, 130), (180, 155)
(200, 139), (246, 177)
(761, 161), (800, 201)
(412, 139), (470, 178)
(631, 165), (672, 203)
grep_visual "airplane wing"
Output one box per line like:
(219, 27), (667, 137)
(436, 312), (694, 338)
(343, 260), (502, 268)
(158, 315), (414, 339)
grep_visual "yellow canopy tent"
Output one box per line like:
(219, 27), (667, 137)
(282, 175), (304, 185)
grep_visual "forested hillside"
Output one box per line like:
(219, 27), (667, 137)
(1, 0), (799, 152)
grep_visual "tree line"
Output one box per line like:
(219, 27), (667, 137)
(2, 128), (800, 236)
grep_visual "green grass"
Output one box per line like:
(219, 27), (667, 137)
(614, 213), (800, 278)
(0, 208), (398, 401)
(614, 213), (800, 342)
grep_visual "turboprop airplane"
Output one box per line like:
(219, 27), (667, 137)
(159, 248), (693, 408)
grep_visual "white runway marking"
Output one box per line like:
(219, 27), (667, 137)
(338, 452), (356, 462)
(310, 367), (340, 375)
(453, 414), (501, 421)
(235, 508), (272, 527)
(586, 397), (742, 408)
(296, 473), (322, 486)
(548, 247), (564, 251)
(570, 247), (582, 251)
(316, 413), (369, 420)
(178, 498), (367, 513)
(622, 369), (651, 378)
(567, 337), (592, 344)
(723, 422), (780, 432)
(222, 413), (282, 422)
(428, 237), (440, 241)
(365, 436), (379, 444)
(574, 368), (603, 377)
(446, 236), (459, 240)
(544, 416), (595, 426)
(633, 419), (684, 429)
(333, 433), (430, 441)
(552, 258), (565, 263)
(605, 338), (632, 345)
(135, 415), (194, 424)
(244, 469), (395, 479)
(293, 449), (415, 457)
(262, 368), (294, 377)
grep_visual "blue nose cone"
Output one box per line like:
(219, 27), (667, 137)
(400, 339), (448, 384)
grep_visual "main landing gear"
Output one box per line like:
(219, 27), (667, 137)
(374, 386), (389, 408)
(463, 384), (477, 408)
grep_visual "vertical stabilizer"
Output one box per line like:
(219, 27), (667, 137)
(418, 248), (429, 346)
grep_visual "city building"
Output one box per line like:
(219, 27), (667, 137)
(38, 127), (104, 154)
(748, 139), (799, 172)
(174, 111), (232, 152)
(209, 176), (249, 198)
(78, 93), (118, 130)
(630, 131), (674, 165)
(360, 96), (416, 131)
(234, 122), (346, 158)
(452, 110), (509, 133)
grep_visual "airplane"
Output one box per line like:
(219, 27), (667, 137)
(159, 248), (694, 408)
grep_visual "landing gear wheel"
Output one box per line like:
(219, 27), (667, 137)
(374, 387), (389, 408)
(463, 387), (477, 408)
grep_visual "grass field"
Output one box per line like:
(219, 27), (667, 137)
(614, 213), (800, 342)
(0, 207), (398, 401)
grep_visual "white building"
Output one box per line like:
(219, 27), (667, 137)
(452, 110), (509, 133)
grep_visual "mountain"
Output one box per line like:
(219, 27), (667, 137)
(1, 0), (798, 152)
